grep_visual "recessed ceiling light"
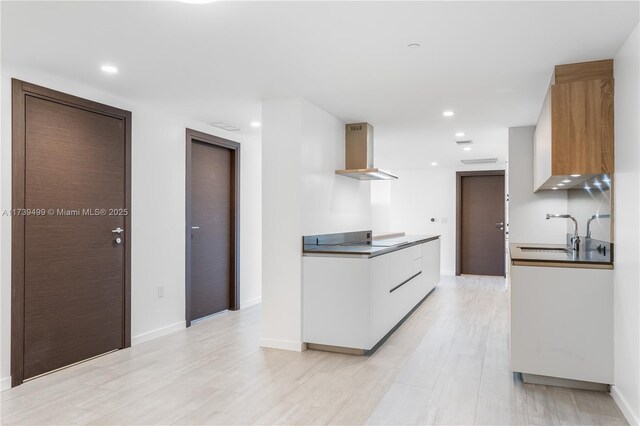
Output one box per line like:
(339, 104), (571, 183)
(603, 177), (611, 182)
(561, 179), (571, 183)
(570, 174), (581, 177)
(101, 65), (118, 74)
(463, 147), (471, 151)
(442, 111), (454, 117)
(431, 162), (438, 166)
(250, 121), (261, 128)
(593, 182), (602, 186)
(551, 187), (558, 190)
(407, 43), (421, 49)
(557, 183), (565, 187)
(584, 186), (592, 190)
(455, 132), (465, 137)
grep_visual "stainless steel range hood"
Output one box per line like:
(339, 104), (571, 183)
(335, 123), (398, 181)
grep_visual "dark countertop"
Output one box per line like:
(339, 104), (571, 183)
(303, 234), (441, 258)
(509, 242), (613, 269)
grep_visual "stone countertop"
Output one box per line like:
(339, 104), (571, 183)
(509, 242), (613, 269)
(303, 234), (441, 258)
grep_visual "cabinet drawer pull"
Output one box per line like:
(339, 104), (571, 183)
(389, 271), (422, 293)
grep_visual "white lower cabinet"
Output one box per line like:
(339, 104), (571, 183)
(303, 238), (440, 351)
(510, 264), (613, 385)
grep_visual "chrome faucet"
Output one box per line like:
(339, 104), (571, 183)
(546, 214), (580, 252)
(586, 214), (611, 238)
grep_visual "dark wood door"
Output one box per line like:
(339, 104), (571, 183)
(190, 141), (233, 321)
(459, 174), (505, 276)
(22, 95), (127, 380)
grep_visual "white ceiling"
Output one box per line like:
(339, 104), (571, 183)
(2, 1), (638, 169)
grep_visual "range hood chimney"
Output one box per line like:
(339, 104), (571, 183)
(335, 123), (398, 180)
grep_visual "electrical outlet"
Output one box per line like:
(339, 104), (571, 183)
(158, 285), (165, 298)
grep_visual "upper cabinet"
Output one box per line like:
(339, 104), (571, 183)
(533, 59), (614, 191)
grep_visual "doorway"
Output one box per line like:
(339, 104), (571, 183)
(185, 129), (240, 326)
(11, 80), (132, 387)
(456, 170), (506, 276)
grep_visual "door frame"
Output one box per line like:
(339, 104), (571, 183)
(185, 129), (240, 327)
(455, 170), (506, 276)
(11, 79), (132, 387)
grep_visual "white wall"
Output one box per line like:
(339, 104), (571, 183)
(612, 23), (640, 426)
(300, 100), (372, 235)
(508, 126), (568, 245)
(371, 162), (510, 276)
(261, 97), (371, 351)
(371, 168), (457, 275)
(260, 98), (304, 351)
(0, 67), (263, 389)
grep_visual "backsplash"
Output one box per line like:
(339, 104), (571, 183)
(567, 184), (612, 242)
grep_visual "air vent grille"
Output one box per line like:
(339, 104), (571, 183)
(461, 158), (498, 165)
(209, 121), (241, 132)
(349, 124), (364, 131)
(455, 139), (473, 145)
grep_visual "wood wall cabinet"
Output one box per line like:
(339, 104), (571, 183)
(533, 59), (614, 191)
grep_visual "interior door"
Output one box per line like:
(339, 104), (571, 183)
(189, 141), (233, 321)
(22, 94), (128, 380)
(460, 174), (506, 276)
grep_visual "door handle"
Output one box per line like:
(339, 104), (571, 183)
(191, 226), (200, 230)
(112, 227), (124, 245)
(496, 222), (504, 230)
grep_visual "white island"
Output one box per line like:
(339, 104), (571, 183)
(302, 233), (440, 353)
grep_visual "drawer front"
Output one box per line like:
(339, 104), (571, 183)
(412, 244), (423, 260)
(371, 247), (425, 343)
(422, 239), (441, 295)
(388, 247), (422, 291)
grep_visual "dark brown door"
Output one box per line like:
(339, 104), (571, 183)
(21, 94), (128, 380)
(189, 141), (233, 321)
(458, 173), (505, 276)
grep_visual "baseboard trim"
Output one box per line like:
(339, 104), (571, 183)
(259, 338), (306, 352)
(241, 297), (261, 309)
(132, 321), (186, 346)
(611, 385), (640, 425)
(1, 376), (11, 392)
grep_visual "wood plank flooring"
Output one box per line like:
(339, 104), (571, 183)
(1, 275), (627, 425)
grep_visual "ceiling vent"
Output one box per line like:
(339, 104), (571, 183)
(455, 139), (473, 145)
(209, 121), (241, 132)
(461, 158), (498, 165)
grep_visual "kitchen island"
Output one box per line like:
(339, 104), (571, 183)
(302, 231), (440, 354)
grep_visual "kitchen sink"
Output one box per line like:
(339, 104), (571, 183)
(518, 246), (570, 254)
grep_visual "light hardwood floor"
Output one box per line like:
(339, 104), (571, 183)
(1, 275), (627, 425)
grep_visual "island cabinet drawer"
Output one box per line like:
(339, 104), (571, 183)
(387, 247), (422, 291)
(412, 244), (423, 260)
(421, 239), (441, 296)
(371, 248), (424, 343)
